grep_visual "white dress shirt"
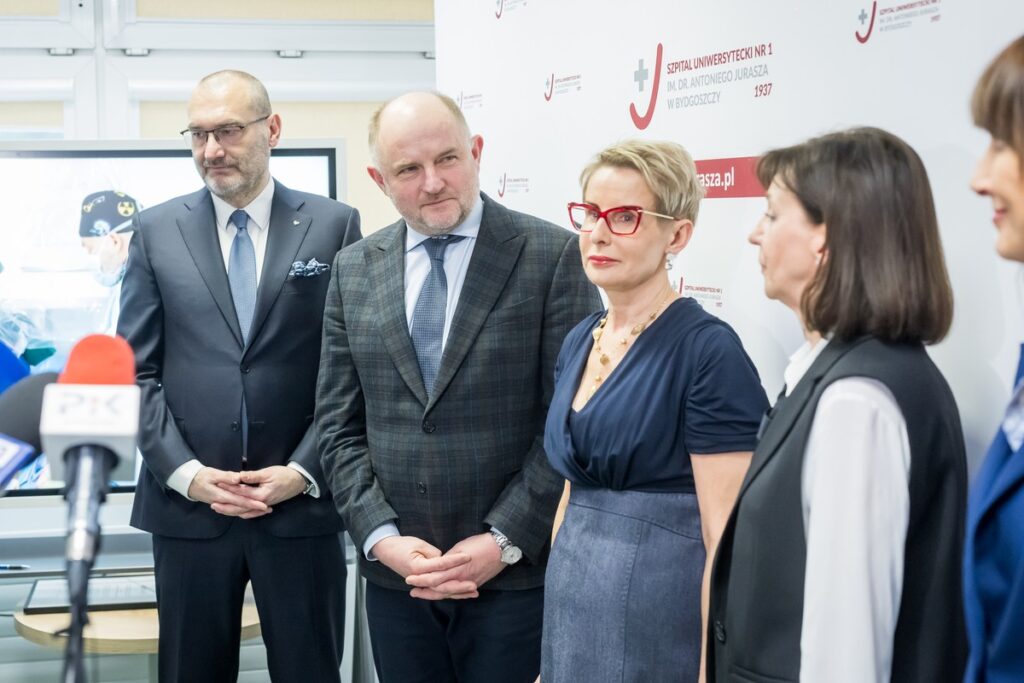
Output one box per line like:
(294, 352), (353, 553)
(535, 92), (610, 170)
(165, 180), (319, 499)
(362, 196), (484, 560)
(784, 338), (911, 683)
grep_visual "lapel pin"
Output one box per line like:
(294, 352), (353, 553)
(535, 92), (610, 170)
(293, 219), (301, 226)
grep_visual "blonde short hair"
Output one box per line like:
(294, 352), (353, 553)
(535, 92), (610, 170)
(579, 139), (703, 223)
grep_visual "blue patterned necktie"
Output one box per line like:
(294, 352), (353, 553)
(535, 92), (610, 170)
(411, 235), (465, 396)
(228, 209), (257, 342)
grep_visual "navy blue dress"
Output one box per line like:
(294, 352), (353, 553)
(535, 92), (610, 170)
(541, 298), (767, 682)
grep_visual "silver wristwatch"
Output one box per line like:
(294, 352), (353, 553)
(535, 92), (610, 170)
(490, 528), (523, 565)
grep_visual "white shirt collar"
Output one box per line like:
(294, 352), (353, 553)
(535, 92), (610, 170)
(211, 177), (275, 233)
(405, 195), (484, 252)
(783, 336), (831, 397)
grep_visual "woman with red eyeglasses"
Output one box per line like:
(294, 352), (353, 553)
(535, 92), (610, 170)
(539, 139), (768, 682)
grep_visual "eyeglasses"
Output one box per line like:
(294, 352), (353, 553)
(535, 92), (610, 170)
(179, 115), (270, 148)
(567, 202), (678, 236)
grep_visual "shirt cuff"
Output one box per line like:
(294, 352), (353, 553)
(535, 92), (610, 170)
(166, 459), (204, 501)
(286, 462), (319, 498)
(363, 523), (401, 561)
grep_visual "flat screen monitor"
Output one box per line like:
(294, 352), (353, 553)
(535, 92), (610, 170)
(0, 140), (345, 496)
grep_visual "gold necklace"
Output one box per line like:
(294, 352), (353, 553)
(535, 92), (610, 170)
(585, 290), (674, 399)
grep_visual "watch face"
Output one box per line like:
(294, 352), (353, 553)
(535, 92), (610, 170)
(502, 546), (523, 565)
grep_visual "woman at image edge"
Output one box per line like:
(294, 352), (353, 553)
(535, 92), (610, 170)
(964, 34), (1024, 683)
(540, 139), (768, 682)
(708, 127), (967, 683)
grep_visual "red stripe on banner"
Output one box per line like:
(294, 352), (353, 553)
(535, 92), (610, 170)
(694, 156), (763, 199)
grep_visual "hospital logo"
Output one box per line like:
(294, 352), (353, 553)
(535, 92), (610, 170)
(497, 172), (529, 197)
(856, 0), (942, 43)
(545, 72), (584, 101)
(629, 44), (663, 130)
(495, 0), (527, 19)
(456, 91), (484, 111)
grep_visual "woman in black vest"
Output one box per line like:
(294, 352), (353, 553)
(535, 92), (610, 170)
(964, 35), (1024, 683)
(707, 127), (968, 683)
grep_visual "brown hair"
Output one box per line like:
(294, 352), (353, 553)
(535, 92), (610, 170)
(972, 35), (1024, 158)
(579, 139), (703, 223)
(757, 127), (953, 344)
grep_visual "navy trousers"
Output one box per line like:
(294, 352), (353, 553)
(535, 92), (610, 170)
(365, 581), (543, 683)
(152, 522), (346, 683)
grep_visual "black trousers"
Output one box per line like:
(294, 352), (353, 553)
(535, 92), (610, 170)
(365, 581), (544, 683)
(152, 521), (346, 683)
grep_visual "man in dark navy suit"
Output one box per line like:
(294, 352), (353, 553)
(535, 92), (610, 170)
(118, 70), (361, 683)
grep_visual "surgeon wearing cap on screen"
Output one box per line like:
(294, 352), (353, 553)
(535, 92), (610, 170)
(79, 190), (140, 285)
(77, 190), (141, 333)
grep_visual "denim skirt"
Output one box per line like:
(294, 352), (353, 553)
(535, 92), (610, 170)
(540, 485), (705, 683)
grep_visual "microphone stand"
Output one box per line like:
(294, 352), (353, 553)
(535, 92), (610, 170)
(60, 444), (116, 683)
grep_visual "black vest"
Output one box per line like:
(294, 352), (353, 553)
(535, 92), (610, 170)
(708, 337), (967, 683)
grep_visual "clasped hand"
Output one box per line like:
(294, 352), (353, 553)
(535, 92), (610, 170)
(187, 465), (306, 519)
(372, 533), (507, 600)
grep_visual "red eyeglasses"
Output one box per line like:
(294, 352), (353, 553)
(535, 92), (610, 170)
(567, 202), (678, 236)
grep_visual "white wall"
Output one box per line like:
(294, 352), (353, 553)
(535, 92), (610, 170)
(436, 0), (1024, 472)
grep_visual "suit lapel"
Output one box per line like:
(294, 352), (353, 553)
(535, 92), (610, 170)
(246, 182), (310, 352)
(972, 348), (1024, 527)
(427, 197), (523, 412)
(973, 436), (1024, 528)
(737, 337), (868, 499)
(177, 189), (243, 348)
(368, 222), (429, 406)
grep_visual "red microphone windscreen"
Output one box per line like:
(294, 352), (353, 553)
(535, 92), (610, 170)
(58, 335), (136, 386)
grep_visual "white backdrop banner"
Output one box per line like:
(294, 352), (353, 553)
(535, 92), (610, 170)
(435, 0), (1024, 468)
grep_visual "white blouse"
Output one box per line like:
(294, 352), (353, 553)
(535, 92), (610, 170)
(784, 339), (911, 683)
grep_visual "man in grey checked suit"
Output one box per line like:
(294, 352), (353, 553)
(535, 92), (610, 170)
(316, 92), (599, 682)
(118, 70), (361, 682)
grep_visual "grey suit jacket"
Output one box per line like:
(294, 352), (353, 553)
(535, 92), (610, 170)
(316, 193), (600, 590)
(118, 181), (362, 539)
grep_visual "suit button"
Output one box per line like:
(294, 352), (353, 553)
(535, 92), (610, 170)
(240, 365), (251, 374)
(231, 422), (239, 432)
(713, 620), (726, 643)
(422, 421), (436, 433)
(417, 482), (427, 494)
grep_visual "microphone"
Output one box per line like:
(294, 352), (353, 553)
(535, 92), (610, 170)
(40, 336), (138, 485)
(0, 372), (57, 492)
(40, 335), (139, 563)
(37, 334), (139, 683)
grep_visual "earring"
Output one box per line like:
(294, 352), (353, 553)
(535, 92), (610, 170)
(665, 253), (674, 270)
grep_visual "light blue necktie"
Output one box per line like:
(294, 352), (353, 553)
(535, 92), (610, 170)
(411, 235), (464, 396)
(228, 209), (256, 464)
(228, 209), (257, 342)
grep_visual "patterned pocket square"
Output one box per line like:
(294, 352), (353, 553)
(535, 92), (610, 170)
(288, 258), (330, 278)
